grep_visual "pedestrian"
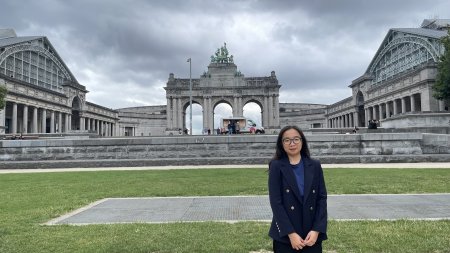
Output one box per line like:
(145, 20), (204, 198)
(268, 125), (328, 252)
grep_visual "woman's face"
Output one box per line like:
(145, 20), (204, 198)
(282, 128), (303, 158)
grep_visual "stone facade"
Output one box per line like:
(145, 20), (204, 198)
(165, 43), (281, 135)
(117, 105), (167, 136)
(0, 29), (119, 136)
(279, 103), (327, 130)
(326, 19), (450, 130)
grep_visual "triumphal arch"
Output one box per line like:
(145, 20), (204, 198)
(164, 43), (281, 134)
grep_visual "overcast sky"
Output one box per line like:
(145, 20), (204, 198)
(1, 0), (450, 133)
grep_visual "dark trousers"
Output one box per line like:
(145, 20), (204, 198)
(273, 240), (322, 253)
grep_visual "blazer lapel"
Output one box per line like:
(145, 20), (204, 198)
(303, 157), (314, 201)
(279, 159), (303, 203)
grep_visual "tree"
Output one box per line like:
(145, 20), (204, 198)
(0, 84), (6, 109)
(432, 30), (450, 101)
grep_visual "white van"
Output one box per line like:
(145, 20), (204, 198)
(219, 117), (265, 134)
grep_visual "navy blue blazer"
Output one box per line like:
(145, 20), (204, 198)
(268, 156), (328, 244)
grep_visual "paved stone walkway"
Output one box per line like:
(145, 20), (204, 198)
(45, 194), (450, 225)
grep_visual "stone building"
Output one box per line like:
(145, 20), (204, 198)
(0, 29), (119, 136)
(326, 19), (450, 129)
(119, 19), (450, 136)
(117, 105), (167, 136)
(165, 43), (282, 135)
(5, 19), (447, 137)
(119, 43), (289, 136)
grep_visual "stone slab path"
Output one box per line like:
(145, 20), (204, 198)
(45, 194), (450, 225)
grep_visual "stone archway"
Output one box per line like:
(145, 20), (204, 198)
(242, 99), (264, 127)
(212, 99), (234, 132)
(183, 100), (203, 135)
(164, 43), (281, 135)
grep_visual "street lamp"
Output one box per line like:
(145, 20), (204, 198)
(187, 58), (192, 135)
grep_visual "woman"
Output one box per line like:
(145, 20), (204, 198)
(268, 126), (327, 252)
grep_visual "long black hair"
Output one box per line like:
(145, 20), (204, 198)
(272, 125), (311, 161)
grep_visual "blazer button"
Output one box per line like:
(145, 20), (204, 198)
(312, 189), (316, 194)
(310, 206), (314, 211)
(286, 189), (290, 193)
(291, 206), (295, 210)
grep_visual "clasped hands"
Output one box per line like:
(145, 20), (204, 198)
(288, 231), (319, 251)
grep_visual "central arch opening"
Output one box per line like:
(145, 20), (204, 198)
(213, 102), (233, 134)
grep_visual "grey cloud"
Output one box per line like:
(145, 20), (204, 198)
(1, 0), (449, 108)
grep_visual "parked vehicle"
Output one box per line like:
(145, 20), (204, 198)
(219, 117), (264, 134)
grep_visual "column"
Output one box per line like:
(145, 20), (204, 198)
(65, 113), (69, 132)
(172, 99), (177, 129)
(365, 108), (369, 126)
(86, 118), (91, 131)
(50, 111), (55, 133)
(78, 117), (84, 131)
(167, 97), (172, 129)
(274, 94), (280, 127)
(354, 112), (359, 127)
(393, 99), (398, 115)
(96, 119), (100, 135)
(177, 98), (182, 130)
(401, 97), (406, 113)
(33, 107), (38, 133)
(208, 97), (213, 131)
(263, 96), (269, 127)
(410, 95), (416, 112)
(238, 96), (243, 116)
(57, 112), (62, 133)
(203, 97), (208, 130)
(386, 102), (391, 118)
(22, 105), (28, 134)
(268, 95), (274, 127)
(12, 103), (17, 134)
(41, 109), (46, 133)
(68, 114), (72, 131)
(379, 104), (383, 120)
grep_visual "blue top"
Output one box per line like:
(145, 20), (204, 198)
(291, 159), (305, 197)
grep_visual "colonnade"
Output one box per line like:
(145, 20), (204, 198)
(363, 93), (421, 124)
(5, 102), (116, 136)
(328, 112), (356, 128)
(328, 93), (422, 128)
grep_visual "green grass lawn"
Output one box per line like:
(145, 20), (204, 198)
(0, 168), (449, 253)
